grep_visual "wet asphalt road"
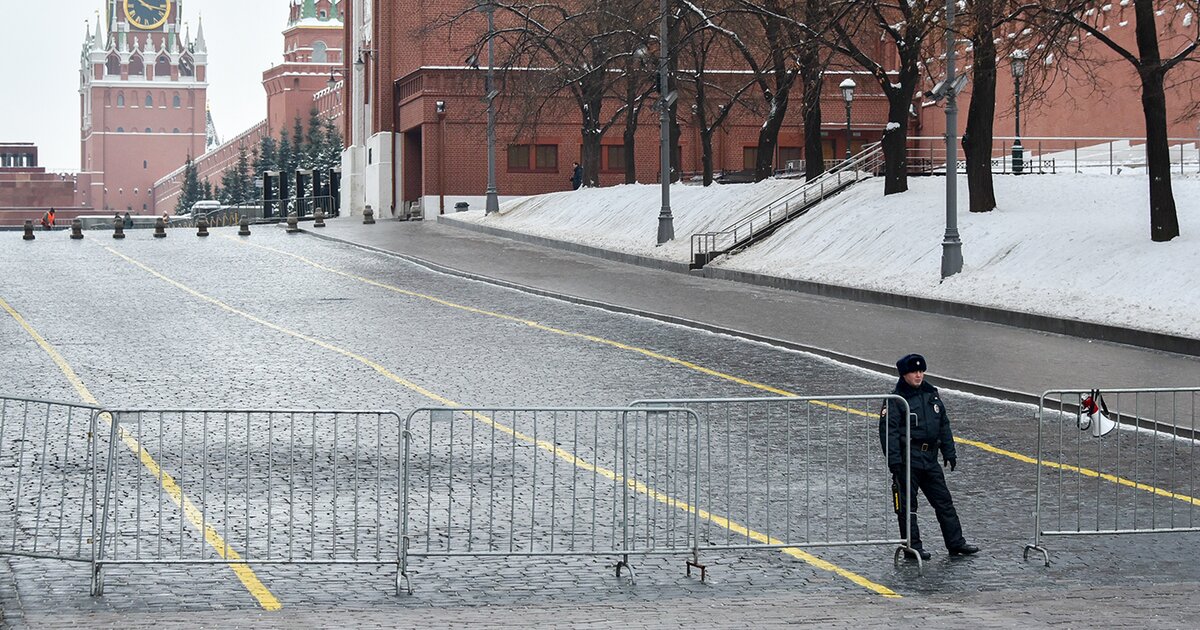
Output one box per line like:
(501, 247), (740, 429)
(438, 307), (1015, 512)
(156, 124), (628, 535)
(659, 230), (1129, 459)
(2, 226), (1200, 626)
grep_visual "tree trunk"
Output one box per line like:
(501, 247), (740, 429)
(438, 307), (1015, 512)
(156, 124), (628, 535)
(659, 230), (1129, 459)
(882, 93), (912, 195)
(801, 50), (825, 182)
(964, 35), (997, 213)
(623, 122), (638, 184)
(1133, 0), (1179, 240)
(755, 95), (788, 182)
(700, 129), (714, 186)
(1139, 69), (1180, 241)
(581, 127), (602, 188)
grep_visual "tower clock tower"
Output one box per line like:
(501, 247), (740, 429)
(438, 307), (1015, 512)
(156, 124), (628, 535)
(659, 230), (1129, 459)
(79, 0), (208, 212)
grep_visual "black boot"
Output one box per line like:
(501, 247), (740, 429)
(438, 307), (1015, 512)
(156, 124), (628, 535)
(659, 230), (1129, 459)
(948, 544), (979, 556)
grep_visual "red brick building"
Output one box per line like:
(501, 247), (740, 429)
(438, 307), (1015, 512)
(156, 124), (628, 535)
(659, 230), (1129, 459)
(0, 143), (85, 227)
(338, 3), (1200, 220)
(78, 0), (209, 214)
(151, 0), (345, 214)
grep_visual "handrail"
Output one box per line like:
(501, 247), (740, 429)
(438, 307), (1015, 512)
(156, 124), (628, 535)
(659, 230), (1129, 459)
(690, 142), (884, 268)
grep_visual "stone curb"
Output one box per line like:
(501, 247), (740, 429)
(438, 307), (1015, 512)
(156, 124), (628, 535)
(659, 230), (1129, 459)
(435, 214), (1200, 358)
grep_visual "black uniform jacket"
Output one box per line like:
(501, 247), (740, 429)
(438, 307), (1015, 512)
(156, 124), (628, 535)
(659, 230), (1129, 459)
(879, 378), (956, 470)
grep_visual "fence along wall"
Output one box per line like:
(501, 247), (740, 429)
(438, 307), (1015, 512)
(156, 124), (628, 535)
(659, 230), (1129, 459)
(0, 397), (103, 563)
(1026, 388), (1200, 566)
(400, 407), (703, 591)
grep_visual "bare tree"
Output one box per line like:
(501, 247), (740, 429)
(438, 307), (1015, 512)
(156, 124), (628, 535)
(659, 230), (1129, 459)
(449, 0), (656, 188)
(829, 0), (942, 195)
(957, 1), (1037, 213)
(1034, 0), (1195, 240)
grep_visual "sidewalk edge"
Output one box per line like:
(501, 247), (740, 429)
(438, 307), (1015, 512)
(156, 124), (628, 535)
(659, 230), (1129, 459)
(435, 214), (1199, 357)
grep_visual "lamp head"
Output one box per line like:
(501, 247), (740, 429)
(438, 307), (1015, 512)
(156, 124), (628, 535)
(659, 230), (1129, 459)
(435, 100), (446, 114)
(839, 78), (856, 103)
(1011, 49), (1027, 78)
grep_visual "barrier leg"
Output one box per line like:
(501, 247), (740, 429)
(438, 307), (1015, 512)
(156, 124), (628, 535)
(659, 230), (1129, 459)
(614, 553), (635, 583)
(1023, 543), (1050, 567)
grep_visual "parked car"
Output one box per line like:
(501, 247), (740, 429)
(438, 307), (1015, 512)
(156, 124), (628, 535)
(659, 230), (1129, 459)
(187, 200), (221, 215)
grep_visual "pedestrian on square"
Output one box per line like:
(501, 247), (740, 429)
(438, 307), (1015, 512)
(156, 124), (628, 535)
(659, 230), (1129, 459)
(879, 353), (980, 560)
(570, 162), (583, 190)
(41, 208), (56, 230)
(124, 212), (133, 229)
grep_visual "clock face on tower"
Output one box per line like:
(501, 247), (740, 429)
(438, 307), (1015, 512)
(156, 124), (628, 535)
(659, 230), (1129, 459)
(124, 0), (170, 31)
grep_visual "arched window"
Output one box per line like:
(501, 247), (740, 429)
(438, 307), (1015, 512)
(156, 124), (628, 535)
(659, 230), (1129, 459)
(155, 54), (171, 78)
(116, 127), (124, 132)
(145, 127), (152, 133)
(128, 54), (144, 77)
(131, 91), (138, 107)
(106, 53), (120, 76)
(312, 41), (328, 63)
(145, 94), (154, 107)
(172, 94), (181, 108)
(116, 92), (125, 107)
(159, 92), (166, 108)
(173, 128), (180, 133)
(179, 54), (194, 77)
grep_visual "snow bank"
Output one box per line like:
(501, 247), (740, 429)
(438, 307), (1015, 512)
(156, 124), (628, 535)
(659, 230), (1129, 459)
(449, 173), (1200, 339)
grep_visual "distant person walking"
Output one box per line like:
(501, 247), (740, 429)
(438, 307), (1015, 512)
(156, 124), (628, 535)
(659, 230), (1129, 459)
(124, 212), (133, 229)
(570, 162), (583, 190)
(879, 353), (979, 561)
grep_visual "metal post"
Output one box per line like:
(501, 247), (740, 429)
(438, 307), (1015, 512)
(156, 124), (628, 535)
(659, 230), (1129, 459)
(484, 3), (501, 215)
(940, 0), (963, 279)
(1012, 73), (1024, 174)
(844, 99), (853, 161)
(656, 0), (675, 245)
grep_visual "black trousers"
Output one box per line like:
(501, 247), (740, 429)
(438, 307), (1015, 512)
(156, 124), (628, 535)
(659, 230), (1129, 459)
(892, 463), (966, 550)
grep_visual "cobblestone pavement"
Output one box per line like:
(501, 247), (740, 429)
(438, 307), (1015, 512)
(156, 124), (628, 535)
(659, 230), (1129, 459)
(2, 226), (1200, 627)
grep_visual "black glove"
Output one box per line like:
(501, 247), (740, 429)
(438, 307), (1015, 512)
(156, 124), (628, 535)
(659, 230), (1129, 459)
(944, 456), (957, 471)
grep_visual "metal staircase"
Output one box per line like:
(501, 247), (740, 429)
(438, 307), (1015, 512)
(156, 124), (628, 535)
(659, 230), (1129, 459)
(689, 143), (884, 269)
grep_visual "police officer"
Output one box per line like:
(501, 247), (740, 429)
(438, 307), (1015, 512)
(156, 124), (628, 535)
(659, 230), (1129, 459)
(879, 353), (979, 560)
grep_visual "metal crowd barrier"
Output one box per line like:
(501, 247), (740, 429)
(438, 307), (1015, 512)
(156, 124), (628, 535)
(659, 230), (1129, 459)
(0, 397), (104, 567)
(92, 408), (406, 595)
(632, 396), (917, 571)
(1025, 387), (1200, 566)
(400, 406), (702, 593)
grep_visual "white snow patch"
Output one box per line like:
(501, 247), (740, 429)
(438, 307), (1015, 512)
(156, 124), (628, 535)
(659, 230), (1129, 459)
(452, 173), (1200, 339)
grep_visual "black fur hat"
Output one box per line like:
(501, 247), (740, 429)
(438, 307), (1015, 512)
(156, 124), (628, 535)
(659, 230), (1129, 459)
(896, 353), (927, 375)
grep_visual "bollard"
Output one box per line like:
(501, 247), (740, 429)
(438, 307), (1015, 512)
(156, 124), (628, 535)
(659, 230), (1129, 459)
(286, 212), (300, 233)
(23, 220), (35, 241)
(70, 219), (84, 240)
(363, 205), (375, 224)
(196, 216), (210, 237)
(238, 217), (251, 236)
(154, 217), (167, 238)
(313, 208), (326, 228)
(112, 217), (125, 239)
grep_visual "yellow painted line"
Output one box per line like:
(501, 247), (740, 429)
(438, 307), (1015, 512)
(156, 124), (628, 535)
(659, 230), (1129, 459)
(0, 295), (282, 611)
(111, 246), (900, 599)
(230, 238), (1200, 511)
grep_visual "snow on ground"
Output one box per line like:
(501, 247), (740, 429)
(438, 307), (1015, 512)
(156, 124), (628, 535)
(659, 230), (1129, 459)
(448, 173), (1200, 339)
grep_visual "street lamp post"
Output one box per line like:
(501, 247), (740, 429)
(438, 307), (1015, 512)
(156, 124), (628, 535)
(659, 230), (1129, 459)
(656, 0), (675, 244)
(1010, 49), (1027, 175)
(839, 78), (856, 161)
(940, 0), (963, 279)
(483, 2), (500, 214)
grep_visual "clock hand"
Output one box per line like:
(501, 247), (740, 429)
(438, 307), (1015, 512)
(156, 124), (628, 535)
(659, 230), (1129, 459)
(138, 0), (167, 11)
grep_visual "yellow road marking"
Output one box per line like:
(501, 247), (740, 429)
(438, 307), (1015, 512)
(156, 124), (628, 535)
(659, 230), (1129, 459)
(111, 246), (901, 599)
(0, 295), (283, 611)
(231, 238), (1200, 509)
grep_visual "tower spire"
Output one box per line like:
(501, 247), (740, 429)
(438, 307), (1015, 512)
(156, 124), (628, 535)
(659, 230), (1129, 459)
(195, 14), (207, 53)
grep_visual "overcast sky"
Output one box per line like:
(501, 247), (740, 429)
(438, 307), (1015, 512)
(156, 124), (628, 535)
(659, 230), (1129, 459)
(0, 1), (296, 170)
